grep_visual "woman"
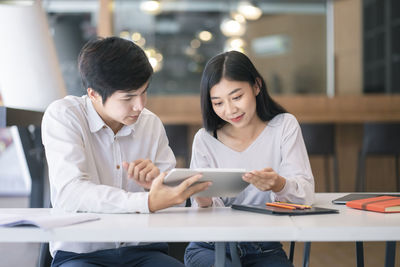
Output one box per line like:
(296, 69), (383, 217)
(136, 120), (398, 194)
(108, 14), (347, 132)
(184, 51), (315, 267)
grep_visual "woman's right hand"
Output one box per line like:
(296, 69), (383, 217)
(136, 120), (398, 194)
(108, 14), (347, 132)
(194, 197), (213, 208)
(148, 172), (212, 212)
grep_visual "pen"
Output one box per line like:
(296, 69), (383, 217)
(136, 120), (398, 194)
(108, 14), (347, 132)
(275, 202), (312, 209)
(266, 202), (296, 210)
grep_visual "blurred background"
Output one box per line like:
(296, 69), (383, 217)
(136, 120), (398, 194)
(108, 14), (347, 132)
(0, 0), (399, 266)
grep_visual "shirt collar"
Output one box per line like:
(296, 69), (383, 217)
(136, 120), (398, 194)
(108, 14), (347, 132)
(86, 96), (107, 133)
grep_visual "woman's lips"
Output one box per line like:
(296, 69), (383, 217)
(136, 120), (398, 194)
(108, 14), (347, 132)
(230, 114), (244, 123)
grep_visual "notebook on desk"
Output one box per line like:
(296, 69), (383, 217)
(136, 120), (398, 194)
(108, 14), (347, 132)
(332, 193), (400, 205)
(231, 204), (339, 216)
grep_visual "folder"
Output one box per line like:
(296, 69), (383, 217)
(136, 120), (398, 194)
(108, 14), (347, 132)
(346, 195), (400, 213)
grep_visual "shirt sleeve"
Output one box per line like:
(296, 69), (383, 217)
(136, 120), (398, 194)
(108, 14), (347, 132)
(189, 130), (225, 207)
(153, 120), (176, 173)
(42, 103), (151, 214)
(272, 114), (315, 205)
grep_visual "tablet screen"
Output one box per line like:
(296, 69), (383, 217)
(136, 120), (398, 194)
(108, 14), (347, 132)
(164, 168), (248, 197)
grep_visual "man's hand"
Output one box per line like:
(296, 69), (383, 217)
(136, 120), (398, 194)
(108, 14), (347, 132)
(148, 173), (212, 212)
(242, 167), (286, 192)
(122, 159), (160, 189)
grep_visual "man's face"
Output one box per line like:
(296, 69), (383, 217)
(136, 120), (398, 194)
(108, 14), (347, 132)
(89, 81), (149, 133)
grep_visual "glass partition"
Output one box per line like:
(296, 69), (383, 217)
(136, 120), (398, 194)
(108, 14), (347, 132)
(114, 0), (328, 95)
(43, 0), (330, 96)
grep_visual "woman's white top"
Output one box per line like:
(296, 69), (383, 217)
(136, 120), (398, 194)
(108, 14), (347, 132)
(191, 113), (315, 207)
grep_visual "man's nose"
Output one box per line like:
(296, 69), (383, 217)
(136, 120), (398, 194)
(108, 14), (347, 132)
(132, 97), (144, 111)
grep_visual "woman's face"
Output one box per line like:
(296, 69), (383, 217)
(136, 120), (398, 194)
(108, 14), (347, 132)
(209, 78), (260, 129)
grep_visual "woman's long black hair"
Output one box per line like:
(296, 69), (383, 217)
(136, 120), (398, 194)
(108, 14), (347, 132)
(200, 51), (286, 132)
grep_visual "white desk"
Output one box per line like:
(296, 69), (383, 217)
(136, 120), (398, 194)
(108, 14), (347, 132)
(0, 193), (399, 266)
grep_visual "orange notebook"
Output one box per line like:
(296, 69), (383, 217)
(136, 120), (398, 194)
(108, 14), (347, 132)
(346, 195), (400, 213)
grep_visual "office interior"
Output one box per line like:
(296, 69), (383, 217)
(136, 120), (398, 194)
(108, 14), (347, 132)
(0, 0), (399, 266)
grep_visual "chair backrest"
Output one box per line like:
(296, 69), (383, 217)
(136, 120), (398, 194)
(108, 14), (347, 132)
(361, 123), (400, 155)
(300, 123), (335, 155)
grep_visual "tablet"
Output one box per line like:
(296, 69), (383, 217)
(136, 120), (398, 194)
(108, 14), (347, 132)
(332, 193), (400, 204)
(231, 204), (339, 216)
(163, 168), (248, 197)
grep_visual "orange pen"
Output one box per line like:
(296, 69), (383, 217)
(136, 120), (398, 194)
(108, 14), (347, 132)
(275, 202), (312, 209)
(266, 202), (296, 210)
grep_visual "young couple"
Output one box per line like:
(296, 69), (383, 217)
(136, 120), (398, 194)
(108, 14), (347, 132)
(42, 36), (314, 267)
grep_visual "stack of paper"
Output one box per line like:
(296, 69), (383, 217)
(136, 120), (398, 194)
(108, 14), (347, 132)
(0, 213), (100, 229)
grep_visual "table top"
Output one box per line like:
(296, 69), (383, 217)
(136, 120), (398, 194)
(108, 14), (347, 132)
(0, 193), (399, 243)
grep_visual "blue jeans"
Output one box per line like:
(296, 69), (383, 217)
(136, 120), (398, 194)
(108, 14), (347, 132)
(184, 242), (293, 267)
(52, 243), (185, 267)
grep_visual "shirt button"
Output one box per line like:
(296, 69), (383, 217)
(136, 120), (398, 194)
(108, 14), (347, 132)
(116, 165), (120, 169)
(102, 125), (106, 129)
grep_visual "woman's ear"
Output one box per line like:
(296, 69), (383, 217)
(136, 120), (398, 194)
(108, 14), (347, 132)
(254, 77), (262, 96)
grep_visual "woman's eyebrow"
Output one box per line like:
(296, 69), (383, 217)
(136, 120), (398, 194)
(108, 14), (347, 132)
(211, 88), (242, 99)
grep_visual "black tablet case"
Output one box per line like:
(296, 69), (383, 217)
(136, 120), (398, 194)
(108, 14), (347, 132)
(231, 204), (339, 215)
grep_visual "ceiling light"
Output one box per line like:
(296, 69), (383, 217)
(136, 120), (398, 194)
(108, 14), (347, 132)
(227, 37), (246, 49)
(220, 18), (246, 37)
(225, 37), (246, 52)
(190, 39), (201, 49)
(131, 32), (142, 42)
(231, 12), (246, 23)
(140, 0), (161, 15)
(198, 31), (213, 42)
(119, 31), (130, 39)
(145, 48), (163, 72)
(136, 37), (146, 47)
(238, 1), (262, 21)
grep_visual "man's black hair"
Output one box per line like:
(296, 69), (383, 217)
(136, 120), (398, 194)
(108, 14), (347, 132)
(78, 36), (153, 103)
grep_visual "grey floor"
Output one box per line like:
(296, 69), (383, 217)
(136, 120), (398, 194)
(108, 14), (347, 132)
(0, 197), (40, 267)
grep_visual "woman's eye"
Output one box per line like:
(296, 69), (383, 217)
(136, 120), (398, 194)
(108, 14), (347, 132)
(213, 102), (222, 106)
(233, 95), (243, 100)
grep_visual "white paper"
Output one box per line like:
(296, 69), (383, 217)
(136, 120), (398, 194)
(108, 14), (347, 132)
(0, 213), (100, 229)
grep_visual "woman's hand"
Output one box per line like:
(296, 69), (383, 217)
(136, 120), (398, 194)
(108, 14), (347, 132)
(148, 173), (212, 212)
(122, 159), (160, 189)
(242, 167), (286, 192)
(194, 197), (213, 208)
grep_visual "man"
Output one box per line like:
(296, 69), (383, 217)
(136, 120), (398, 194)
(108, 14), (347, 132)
(42, 36), (210, 267)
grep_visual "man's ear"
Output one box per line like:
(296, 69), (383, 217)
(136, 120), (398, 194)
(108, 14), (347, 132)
(87, 88), (101, 102)
(254, 77), (261, 96)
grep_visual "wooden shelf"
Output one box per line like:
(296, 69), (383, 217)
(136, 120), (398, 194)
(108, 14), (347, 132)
(147, 94), (400, 125)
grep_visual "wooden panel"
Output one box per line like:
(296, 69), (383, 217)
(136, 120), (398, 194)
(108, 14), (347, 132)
(147, 95), (400, 125)
(334, 0), (363, 95)
(97, 0), (113, 37)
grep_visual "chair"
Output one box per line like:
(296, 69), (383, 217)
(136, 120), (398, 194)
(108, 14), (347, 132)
(164, 124), (190, 168)
(355, 123), (400, 192)
(299, 124), (336, 266)
(38, 243), (52, 267)
(300, 123), (339, 192)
